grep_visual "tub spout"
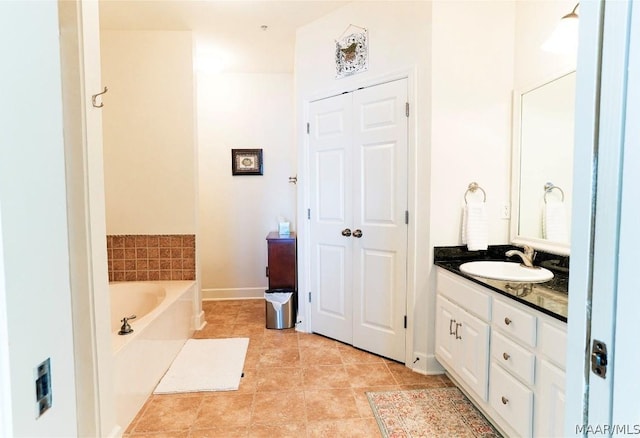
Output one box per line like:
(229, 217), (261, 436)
(118, 315), (137, 335)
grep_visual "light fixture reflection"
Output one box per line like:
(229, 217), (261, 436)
(542, 3), (579, 54)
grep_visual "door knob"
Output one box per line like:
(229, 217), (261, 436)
(352, 229), (363, 238)
(341, 228), (352, 237)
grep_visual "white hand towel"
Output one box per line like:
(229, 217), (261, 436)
(543, 201), (569, 243)
(462, 201), (488, 251)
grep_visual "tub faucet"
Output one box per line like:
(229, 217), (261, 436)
(505, 245), (536, 268)
(118, 315), (137, 335)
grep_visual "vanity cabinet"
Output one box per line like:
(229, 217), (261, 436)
(435, 268), (567, 438)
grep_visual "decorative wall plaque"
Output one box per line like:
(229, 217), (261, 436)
(335, 24), (368, 78)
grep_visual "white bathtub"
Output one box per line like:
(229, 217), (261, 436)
(110, 281), (196, 432)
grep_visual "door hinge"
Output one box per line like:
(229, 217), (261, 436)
(306, 122), (310, 134)
(265, 266), (269, 277)
(405, 102), (410, 117)
(307, 208), (311, 220)
(404, 315), (407, 329)
(405, 210), (409, 224)
(591, 339), (608, 378)
(308, 292), (312, 303)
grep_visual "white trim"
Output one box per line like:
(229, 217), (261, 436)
(192, 310), (206, 330)
(0, 203), (13, 438)
(564, 0), (605, 435)
(510, 70), (575, 257)
(298, 67), (418, 367)
(201, 287), (265, 300)
(585, 0), (632, 428)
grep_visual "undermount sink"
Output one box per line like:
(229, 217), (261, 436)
(459, 261), (554, 283)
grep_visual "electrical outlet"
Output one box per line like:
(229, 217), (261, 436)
(501, 203), (511, 219)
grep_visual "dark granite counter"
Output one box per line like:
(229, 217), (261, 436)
(434, 245), (569, 322)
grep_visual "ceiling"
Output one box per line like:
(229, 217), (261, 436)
(99, 0), (349, 73)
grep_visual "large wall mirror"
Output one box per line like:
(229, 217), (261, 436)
(511, 71), (576, 255)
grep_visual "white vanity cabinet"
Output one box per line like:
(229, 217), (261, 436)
(435, 268), (567, 437)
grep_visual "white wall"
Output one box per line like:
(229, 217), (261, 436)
(197, 73), (295, 297)
(295, 0), (516, 373)
(430, 1), (515, 247)
(0, 1), (79, 435)
(101, 31), (196, 235)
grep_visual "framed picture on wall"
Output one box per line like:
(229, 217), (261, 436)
(231, 149), (263, 175)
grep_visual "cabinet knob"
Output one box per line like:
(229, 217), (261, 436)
(455, 322), (462, 340)
(341, 228), (352, 237)
(501, 396), (509, 405)
(504, 317), (512, 325)
(503, 352), (510, 361)
(352, 229), (363, 238)
(449, 319), (456, 335)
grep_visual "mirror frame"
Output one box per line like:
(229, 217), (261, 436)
(510, 70), (575, 256)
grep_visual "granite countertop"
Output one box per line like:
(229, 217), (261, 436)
(434, 245), (569, 322)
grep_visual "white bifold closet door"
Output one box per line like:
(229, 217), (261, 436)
(308, 78), (408, 362)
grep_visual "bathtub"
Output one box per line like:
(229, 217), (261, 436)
(110, 281), (196, 432)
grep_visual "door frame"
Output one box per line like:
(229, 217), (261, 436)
(297, 68), (418, 368)
(565, 0), (637, 434)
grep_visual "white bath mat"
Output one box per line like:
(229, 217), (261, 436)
(154, 338), (249, 394)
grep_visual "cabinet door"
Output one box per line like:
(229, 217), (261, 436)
(458, 310), (490, 401)
(435, 295), (457, 367)
(535, 359), (566, 438)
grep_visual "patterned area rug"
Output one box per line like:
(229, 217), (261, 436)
(367, 387), (502, 438)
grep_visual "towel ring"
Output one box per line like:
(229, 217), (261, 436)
(464, 182), (487, 204)
(544, 182), (565, 203)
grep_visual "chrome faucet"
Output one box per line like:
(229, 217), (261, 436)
(505, 245), (536, 268)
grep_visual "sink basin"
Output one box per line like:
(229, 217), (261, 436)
(459, 261), (554, 283)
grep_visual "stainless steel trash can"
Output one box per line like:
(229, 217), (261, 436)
(265, 289), (296, 329)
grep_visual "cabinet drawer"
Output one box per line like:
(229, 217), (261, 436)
(493, 298), (537, 347)
(538, 319), (567, 370)
(490, 362), (533, 438)
(491, 331), (535, 385)
(437, 269), (491, 321)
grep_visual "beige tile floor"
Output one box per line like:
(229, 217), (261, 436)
(124, 299), (453, 437)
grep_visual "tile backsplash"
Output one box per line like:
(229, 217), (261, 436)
(106, 234), (196, 282)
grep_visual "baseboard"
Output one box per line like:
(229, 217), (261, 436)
(105, 425), (123, 438)
(201, 287), (265, 301)
(425, 353), (446, 374)
(410, 352), (429, 374)
(193, 310), (206, 330)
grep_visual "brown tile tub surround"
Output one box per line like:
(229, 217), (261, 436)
(107, 234), (196, 282)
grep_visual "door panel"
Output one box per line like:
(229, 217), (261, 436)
(352, 80), (408, 362)
(309, 79), (408, 361)
(309, 94), (353, 344)
(316, 149), (346, 221)
(435, 295), (456, 367)
(360, 249), (396, 331)
(362, 143), (396, 223)
(458, 311), (490, 400)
